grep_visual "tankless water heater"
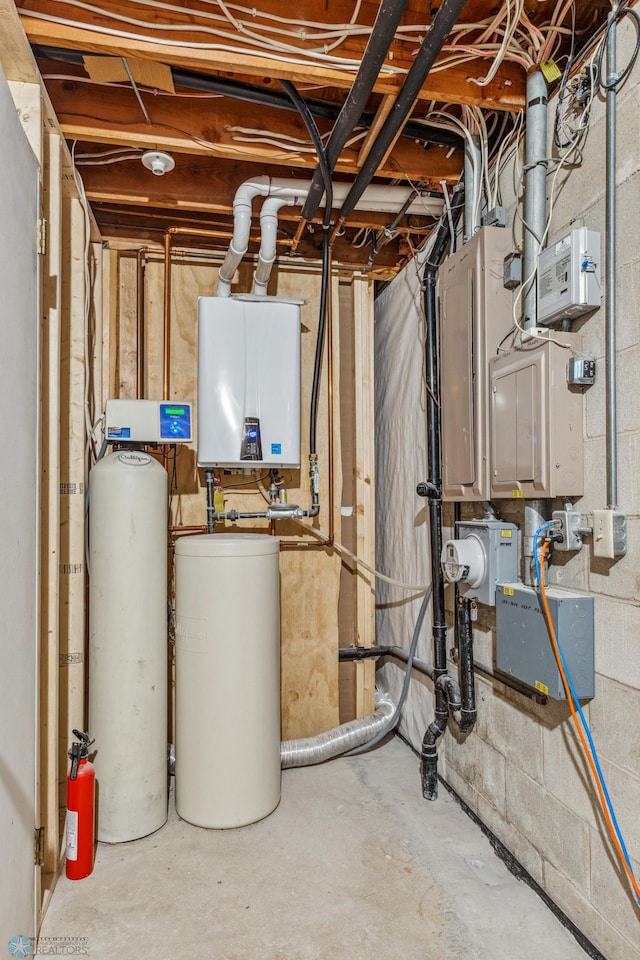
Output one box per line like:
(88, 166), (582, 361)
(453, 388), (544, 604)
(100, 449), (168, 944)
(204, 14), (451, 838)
(198, 295), (302, 469)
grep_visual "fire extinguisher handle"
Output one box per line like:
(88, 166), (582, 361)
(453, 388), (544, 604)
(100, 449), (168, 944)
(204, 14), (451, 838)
(69, 730), (95, 780)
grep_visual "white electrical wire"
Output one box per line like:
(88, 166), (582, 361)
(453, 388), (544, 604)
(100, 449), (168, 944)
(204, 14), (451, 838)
(18, 4), (397, 74)
(293, 520), (428, 593)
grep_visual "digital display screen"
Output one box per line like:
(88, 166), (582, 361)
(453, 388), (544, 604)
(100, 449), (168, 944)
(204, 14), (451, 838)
(159, 403), (191, 440)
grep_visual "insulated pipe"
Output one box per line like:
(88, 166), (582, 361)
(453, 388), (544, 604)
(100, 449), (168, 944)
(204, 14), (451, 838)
(253, 196), (289, 295)
(337, 0), (469, 222)
(280, 693), (395, 768)
(522, 69), (549, 329)
(463, 135), (482, 243)
(33, 44), (463, 150)
(301, 0), (411, 223)
(605, 10), (618, 508)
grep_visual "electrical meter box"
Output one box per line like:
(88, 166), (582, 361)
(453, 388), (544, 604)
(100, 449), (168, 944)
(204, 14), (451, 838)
(441, 519), (519, 606)
(489, 333), (584, 499)
(438, 227), (515, 502)
(496, 583), (594, 700)
(105, 399), (192, 443)
(198, 295), (301, 469)
(537, 227), (601, 326)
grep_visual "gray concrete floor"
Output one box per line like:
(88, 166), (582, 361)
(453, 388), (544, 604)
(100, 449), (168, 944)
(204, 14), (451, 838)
(40, 738), (588, 959)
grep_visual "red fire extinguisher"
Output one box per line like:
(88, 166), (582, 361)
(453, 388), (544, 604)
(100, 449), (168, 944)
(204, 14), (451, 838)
(66, 729), (96, 880)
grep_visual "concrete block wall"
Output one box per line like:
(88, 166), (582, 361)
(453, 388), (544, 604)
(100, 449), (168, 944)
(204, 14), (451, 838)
(441, 22), (640, 958)
(376, 18), (640, 960)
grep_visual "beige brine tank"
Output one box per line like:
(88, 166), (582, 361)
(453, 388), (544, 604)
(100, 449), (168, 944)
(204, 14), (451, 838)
(89, 450), (168, 842)
(174, 534), (281, 828)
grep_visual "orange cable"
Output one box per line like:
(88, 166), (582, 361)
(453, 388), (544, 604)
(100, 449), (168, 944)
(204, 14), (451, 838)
(539, 540), (640, 899)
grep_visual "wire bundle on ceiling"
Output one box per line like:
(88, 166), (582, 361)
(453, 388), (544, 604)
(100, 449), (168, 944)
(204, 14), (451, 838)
(21, 0), (579, 79)
(534, 525), (640, 908)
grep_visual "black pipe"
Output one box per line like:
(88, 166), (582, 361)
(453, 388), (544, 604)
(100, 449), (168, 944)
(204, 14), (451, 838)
(278, 80), (333, 228)
(338, 0), (469, 221)
(418, 182), (464, 801)
(338, 644), (435, 682)
(301, 0), (411, 223)
(457, 597), (477, 731)
(32, 45), (462, 150)
(306, 228), (331, 457)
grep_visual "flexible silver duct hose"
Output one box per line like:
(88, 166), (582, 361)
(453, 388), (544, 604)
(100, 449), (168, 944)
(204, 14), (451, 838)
(280, 692), (395, 769)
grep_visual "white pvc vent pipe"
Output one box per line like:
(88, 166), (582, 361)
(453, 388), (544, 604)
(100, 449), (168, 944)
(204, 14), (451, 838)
(280, 691), (396, 768)
(216, 176), (442, 296)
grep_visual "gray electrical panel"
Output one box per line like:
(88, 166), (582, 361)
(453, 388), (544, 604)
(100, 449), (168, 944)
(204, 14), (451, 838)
(495, 583), (594, 700)
(537, 227), (601, 326)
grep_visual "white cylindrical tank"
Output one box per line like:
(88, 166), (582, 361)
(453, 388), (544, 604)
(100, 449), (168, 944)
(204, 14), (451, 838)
(89, 450), (168, 842)
(174, 534), (281, 828)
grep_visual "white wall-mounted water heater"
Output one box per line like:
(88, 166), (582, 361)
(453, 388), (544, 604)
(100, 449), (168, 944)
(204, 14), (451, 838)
(197, 295), (301, 469)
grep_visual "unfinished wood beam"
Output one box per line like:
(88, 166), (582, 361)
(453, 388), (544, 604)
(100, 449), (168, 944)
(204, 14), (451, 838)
(43, 78), (462, 182)
(39, 128), (62, 884)
(356, 93), (395, 169)
(21, 7), (526, 109)
(353, 274), (376, 719)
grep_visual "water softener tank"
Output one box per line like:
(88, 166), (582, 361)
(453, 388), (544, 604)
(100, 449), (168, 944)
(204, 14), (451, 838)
(174, 534), (281, 828)
(89, 450), (168, 842)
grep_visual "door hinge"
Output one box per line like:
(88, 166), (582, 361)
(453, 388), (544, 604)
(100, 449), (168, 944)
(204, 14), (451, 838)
(37, 218), (47, 256)
(34, 826), (45, 866)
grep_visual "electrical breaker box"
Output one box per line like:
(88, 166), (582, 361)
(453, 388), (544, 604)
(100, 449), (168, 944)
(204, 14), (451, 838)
(489, 333), (584, 499)
(496, 583), (594, 700)
(439, 227), (515, 502)
(105, 399), (192, 443)
(537, 227), (601, 325)
(197, 295), (301, 469)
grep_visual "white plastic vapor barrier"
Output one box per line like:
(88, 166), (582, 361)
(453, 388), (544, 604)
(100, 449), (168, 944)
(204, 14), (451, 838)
(374, 243), (436, 752)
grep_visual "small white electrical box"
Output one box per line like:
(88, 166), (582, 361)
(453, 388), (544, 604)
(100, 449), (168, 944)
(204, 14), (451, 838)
(537, 227), (601, 325)
(105, 399), (192, 443)
(198, 295), (302, 469)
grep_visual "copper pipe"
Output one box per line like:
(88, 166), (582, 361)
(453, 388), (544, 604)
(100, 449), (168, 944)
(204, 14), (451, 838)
(289, 217), (308, 255)
(330, 215), (346, 246)
(136, 248), (146, 399)
(163, 230), (172, 401)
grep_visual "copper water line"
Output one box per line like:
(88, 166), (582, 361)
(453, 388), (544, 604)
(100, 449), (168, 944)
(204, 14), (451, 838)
(136, 248), (146, 399)
(290, 217), (307, 255)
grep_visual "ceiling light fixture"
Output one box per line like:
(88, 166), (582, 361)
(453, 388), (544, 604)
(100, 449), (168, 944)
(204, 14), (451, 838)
(141, 150), (176, 176)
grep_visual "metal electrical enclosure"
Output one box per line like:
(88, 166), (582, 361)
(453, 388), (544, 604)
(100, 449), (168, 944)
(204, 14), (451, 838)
(496, 583), (594, 700)
(489, 333), (584, 499)
(442, 520), (519, 606)
(198, 295), (301, 468)
(537, 227), (601, 325)
(439, 227), (514, 502)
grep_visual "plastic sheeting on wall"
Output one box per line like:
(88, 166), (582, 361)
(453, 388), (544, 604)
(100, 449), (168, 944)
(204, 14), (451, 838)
(374, 241), (437, 751)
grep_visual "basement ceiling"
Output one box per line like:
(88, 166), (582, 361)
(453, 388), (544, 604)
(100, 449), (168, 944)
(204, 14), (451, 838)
(19, 0), (612, 274)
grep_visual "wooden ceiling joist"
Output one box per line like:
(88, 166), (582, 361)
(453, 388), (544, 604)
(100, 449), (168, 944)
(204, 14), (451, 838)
(19, 6), (526, 110)
(44, 77), (462, 181)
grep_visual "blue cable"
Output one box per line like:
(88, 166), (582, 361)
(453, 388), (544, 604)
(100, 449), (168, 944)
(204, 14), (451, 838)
(533, 527), (639, 900)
